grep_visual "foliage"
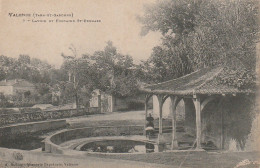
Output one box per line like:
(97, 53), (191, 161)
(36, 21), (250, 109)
(112, 71), (139, 97)
(58, 41), (141, 106)
(91, 42), (139, 97)
(0, 54), (56, 106)
(81, 41), (138, 97)
(0, 93), (13, 108)
(10, 91), (36, 107)
(35, 83), (50, 96)
(60, 49), (93, 107)
(0, 41), (142, 107)
(216, 67), (256, 90)
(0, 55), (56, 84)
(138, 0), (259, 86)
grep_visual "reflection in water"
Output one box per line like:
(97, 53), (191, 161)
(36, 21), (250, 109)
(80, 140), (157, 153)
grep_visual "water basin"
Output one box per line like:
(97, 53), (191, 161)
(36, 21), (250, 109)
(75, 139), (159, 153)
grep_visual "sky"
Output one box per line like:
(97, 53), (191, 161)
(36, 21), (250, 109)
(0, 0), (162, 68)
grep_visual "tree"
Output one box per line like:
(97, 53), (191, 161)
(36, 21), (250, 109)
(61, 45), (84, 108)
(0, 54), (55, 84)
(18, 55), (30, 65)
(138, 0), (197, 37)
(0, 68), (6, 81)
(89, 41), (139, 97)
(138, 0), (259, 87)
(0, 93), (13, 107)
(35, 83), (50, 96)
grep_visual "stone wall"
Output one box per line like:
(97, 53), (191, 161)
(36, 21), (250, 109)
(200, 96), (257, 151)
(0, 108), (95, 127)
(169, 95), (257, 151)
(183, 98), (196, 136)
(0, 120), (67, 139)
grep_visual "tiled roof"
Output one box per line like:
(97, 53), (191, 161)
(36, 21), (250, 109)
(141, 67), (255, 95)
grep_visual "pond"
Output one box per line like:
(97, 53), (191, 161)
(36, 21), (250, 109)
(78, 139), (159, 153)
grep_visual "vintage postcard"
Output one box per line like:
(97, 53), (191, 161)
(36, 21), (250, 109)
(0, 0), (259, 167)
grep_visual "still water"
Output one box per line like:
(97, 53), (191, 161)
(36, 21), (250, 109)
(79, 140), (159, 153)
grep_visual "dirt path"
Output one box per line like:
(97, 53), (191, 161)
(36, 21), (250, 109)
(66, 110), (150, 128)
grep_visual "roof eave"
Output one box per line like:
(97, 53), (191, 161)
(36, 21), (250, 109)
(140, 88), (255, 96)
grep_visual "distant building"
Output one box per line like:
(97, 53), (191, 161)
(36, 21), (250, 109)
(89, 89), (102, 108)
(0, 79), (35, 96)
(89, 89), (128, 112)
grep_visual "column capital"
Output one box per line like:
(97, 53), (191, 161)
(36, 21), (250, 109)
(170, 96), (182, 109)
(193, 94), (202, 99)
(145, 94), (153, 103)
(156, 94), (169, 107)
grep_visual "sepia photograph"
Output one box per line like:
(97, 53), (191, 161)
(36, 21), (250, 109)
(0, 0), (259, 167)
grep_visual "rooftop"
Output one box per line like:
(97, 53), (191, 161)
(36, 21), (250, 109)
(141, 67), (254, 95)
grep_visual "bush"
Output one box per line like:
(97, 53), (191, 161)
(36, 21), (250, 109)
(0, 93), (14, 108)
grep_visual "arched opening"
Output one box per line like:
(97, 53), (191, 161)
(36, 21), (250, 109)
(151, 95), (160, 119)
(162, 97), (172, 119)
(145, 94), (153, 115)
(175, 99), (185, 128)
(150, 95), (169, 134)
(144, 94), (153, 136)
(151, 96), (185, 133)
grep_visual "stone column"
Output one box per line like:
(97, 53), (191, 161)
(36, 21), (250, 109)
(156, 95), (165, 143)
(110, 96), (114, 112)
(98, 95), (101, 113)
(144, 94), (152, 136)
(170, 96), (179, 149)
(218, 97), (225, 150)
(157, 97), (164, 152)
(159, 100), (163, 135)
(194, 95), (202, 150)
(144, 99), (148, 136)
